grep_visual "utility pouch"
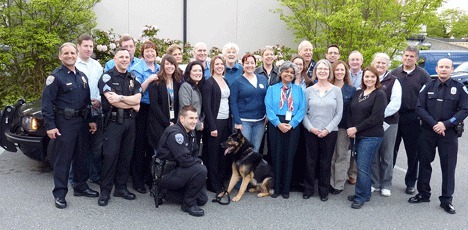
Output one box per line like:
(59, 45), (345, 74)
(117, 109), (124, 124)
(455, 122), (464, 138)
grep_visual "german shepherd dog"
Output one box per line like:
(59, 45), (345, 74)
(221, 129), (274, 201)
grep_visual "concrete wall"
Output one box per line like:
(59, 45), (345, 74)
(93, 0), (297, 54)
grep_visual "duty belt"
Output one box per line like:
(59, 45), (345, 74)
(56, 108), (86, 117)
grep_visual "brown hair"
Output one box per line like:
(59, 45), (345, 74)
(241, 53), (256, 65)
(331, 60), (351, 85)
(139, 40), (158, 58)
(119, 35), (135, 46)
(179, 105), (197, 117)
(157, 55), (181, 84)
(290, 55), (311, 86)
(361, 66), (382, 89)
(77, 34), (93, 45)
(210, 55), (226, 76)
(166, 44), (182, 55)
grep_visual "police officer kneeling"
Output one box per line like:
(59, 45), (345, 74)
(409, 58), (468, 214)
(156, 105), (208, 217)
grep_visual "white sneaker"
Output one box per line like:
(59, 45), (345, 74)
(381, 189), (391, 197)
(371, 187), (380, 192)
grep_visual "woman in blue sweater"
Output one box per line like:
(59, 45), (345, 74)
(265, 61), (306, 198)
(230, 54), (269, 152)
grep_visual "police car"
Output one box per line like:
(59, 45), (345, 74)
(0, 99), (55, 166)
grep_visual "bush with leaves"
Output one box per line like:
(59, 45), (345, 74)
(92, 25), (193, 66)
(0, 0), (101, 107)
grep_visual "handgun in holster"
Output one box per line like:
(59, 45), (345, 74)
(151, 156), (165, 208)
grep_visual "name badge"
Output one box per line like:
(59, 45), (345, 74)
(285, 111), (292, 121)
(170, 110), (175, 119)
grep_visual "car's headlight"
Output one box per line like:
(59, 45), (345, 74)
(22, 117), (40, 132)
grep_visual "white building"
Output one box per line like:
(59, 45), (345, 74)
(93, 0), (297, 54)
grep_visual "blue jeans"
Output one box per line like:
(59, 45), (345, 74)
(241, 119), (265, 152)
(354, 136), (383, 204)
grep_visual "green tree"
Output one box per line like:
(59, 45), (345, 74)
(438, 9), (468, 38)
(0, 0), (101, 107)
(450, 14), (468, 38)
(425, 11), (447, 38)
(276, 0), (443, 65)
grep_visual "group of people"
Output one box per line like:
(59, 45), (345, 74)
(41, 33), (467, 217)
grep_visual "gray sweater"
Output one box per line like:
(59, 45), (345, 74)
(179, 82), (203, 130)
(303, 85), (343, 132)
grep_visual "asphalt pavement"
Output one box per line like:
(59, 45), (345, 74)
(0, 134), (467, 229)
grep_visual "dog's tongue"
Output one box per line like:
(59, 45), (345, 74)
(224, 147), (233, 155)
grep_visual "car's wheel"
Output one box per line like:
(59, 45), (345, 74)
(46, 139), (56, 169)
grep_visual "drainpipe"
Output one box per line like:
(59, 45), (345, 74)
(183, 0), (187, 46)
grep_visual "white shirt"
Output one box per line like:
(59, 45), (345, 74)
(380, 73), (402, 118)
(76, 57), (104, 102)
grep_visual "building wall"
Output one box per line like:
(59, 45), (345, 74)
(425, 38), (468, 50)
(93, 0), (298, 54)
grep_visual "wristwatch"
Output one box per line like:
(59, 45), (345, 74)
(119, 95), (124, 102)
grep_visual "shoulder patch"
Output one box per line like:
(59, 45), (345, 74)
(175, 133), (184, 145)
(102, 74), (111, 83)
(46, 75), (55, 85)
(463, 86), (468, 94)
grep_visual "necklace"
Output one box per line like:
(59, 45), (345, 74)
(358, 91), (370, 102)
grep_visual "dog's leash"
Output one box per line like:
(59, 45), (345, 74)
(212, 190), (230, 205)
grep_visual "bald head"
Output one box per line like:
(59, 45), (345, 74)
(436, 58), (453, 82)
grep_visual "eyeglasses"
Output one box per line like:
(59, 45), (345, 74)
(327, 52), (339, 55)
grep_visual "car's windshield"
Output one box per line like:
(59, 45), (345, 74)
(454, 62), (468, 72)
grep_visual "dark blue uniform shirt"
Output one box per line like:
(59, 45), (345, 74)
(417, 78), (468, 128)
(98, 67), (142, 114)
(157, 122), (201, 168)
(41, 64), (91, 130)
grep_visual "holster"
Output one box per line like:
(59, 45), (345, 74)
(151, 156), (165, 208)
(455, 122), (464, 138)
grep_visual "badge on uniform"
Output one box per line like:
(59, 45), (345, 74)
(259, 84), (265, 89)
(130, 80), (134, 90)
(175, 133), (184, 145)
(82, 76), (87, 88)
(46, 75), (55, 86)
(451, 87), (457, 95)
(102, 74), (111, 83)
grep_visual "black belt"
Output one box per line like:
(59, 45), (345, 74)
(56, 108), (85, 117)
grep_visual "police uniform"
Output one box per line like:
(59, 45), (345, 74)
(98, 67), (142, 198)
(42, 64), (94, 200)
(157, 122), (208, 208)
(416, 78), (468, 205)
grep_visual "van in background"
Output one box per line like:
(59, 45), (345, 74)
(418, 50), (468, 75)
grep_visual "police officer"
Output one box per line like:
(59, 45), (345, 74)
(408, 58), (468, 214)
(157, 105), (208, 217)
(97, 48), (142, 206)
(42, 42), (99, 209)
